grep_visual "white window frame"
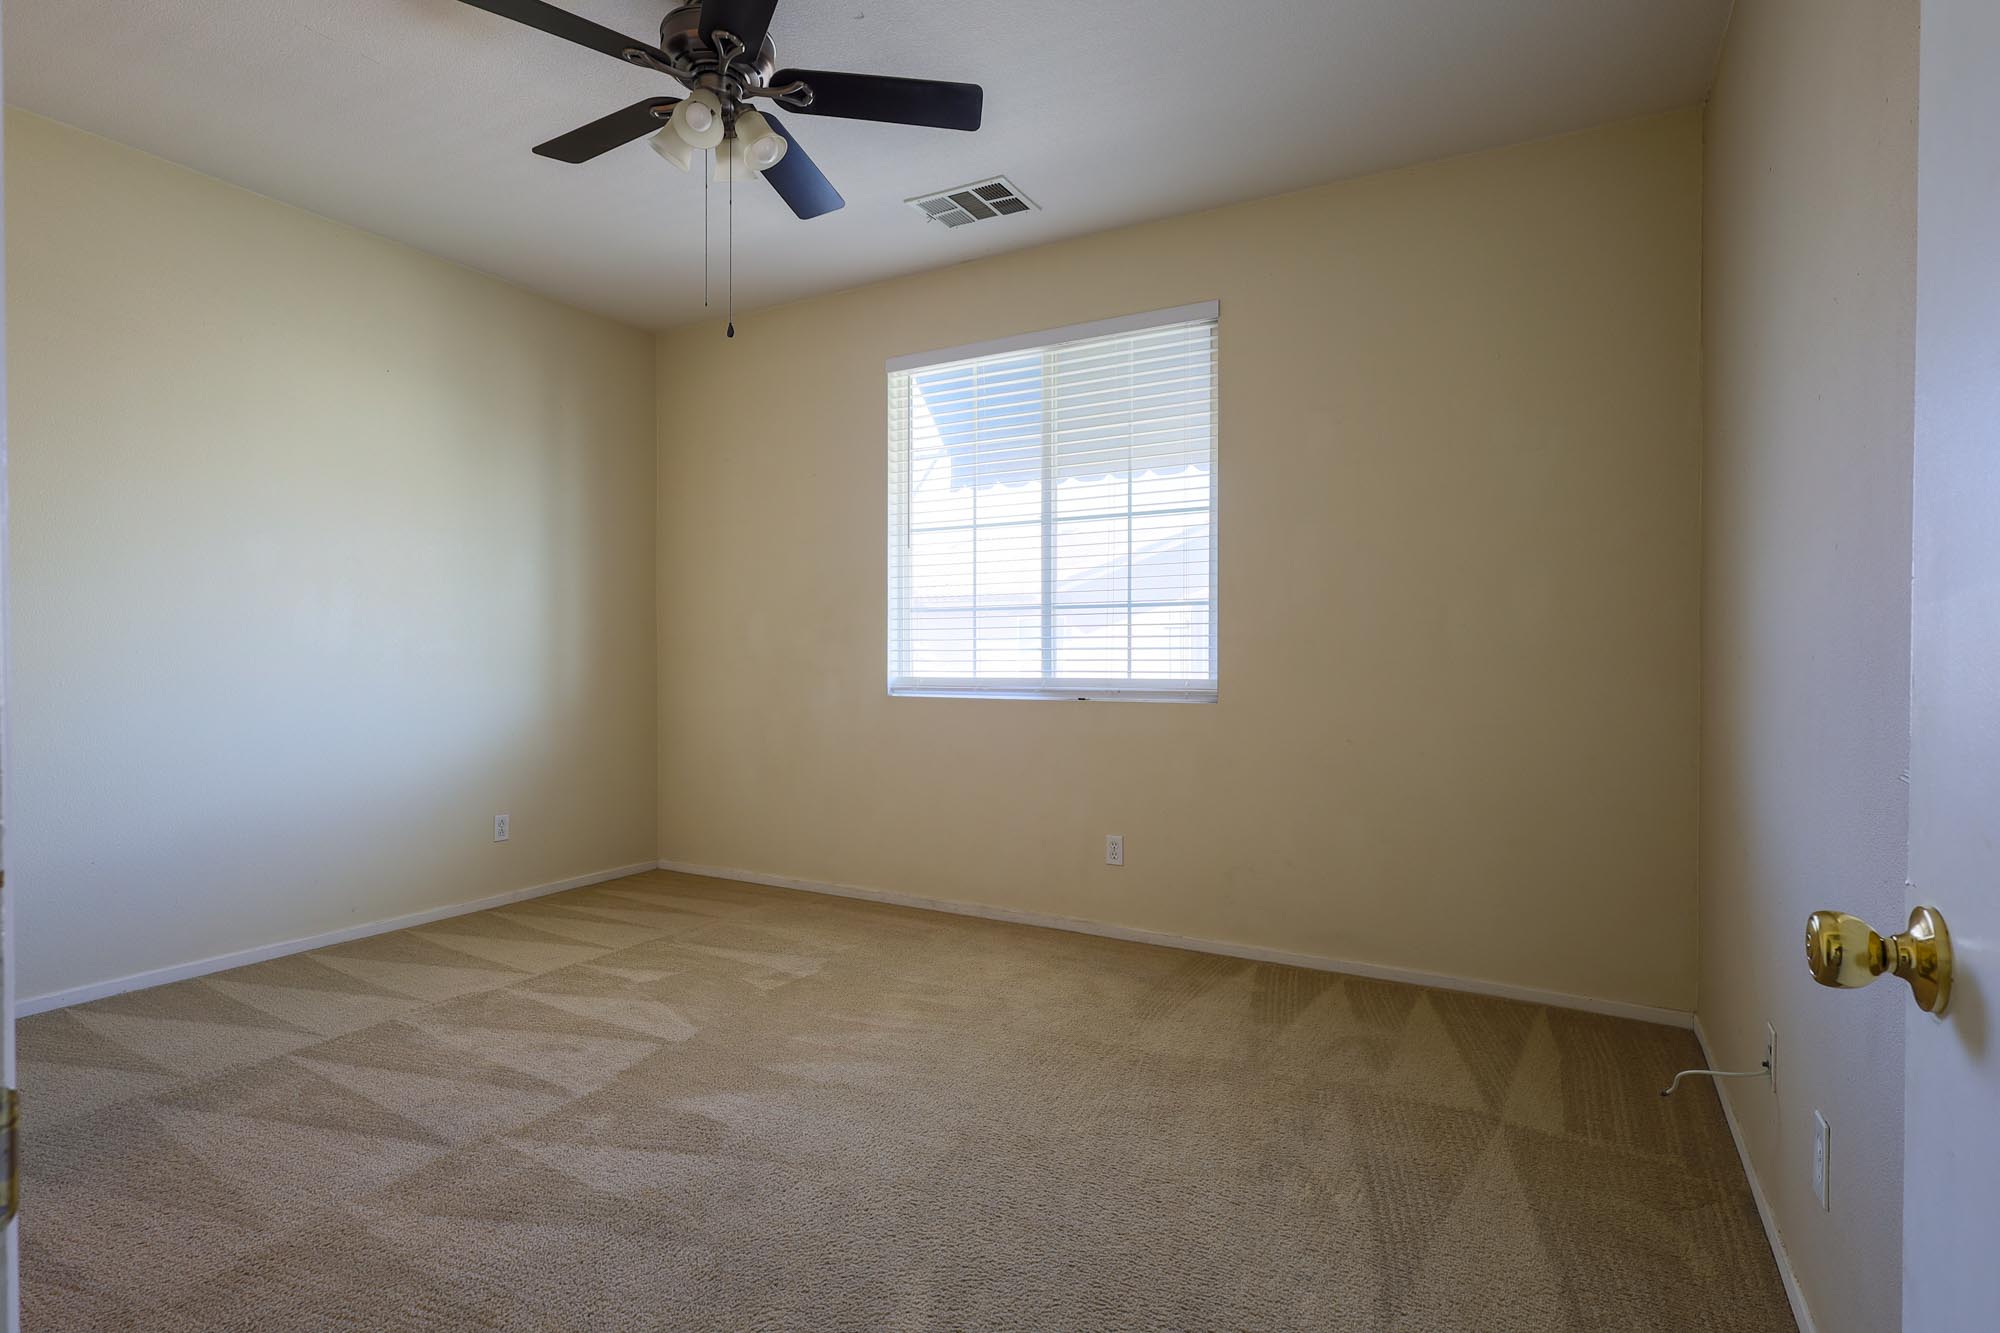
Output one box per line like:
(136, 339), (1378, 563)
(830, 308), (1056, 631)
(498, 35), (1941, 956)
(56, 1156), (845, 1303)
(886, 301), (1220, 703)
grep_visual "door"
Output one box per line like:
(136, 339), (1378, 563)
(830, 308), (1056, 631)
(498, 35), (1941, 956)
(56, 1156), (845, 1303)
(0, 0), (14, 1320)
(0, 0), (16, 1324)
(1905, 0), (2000, 1325)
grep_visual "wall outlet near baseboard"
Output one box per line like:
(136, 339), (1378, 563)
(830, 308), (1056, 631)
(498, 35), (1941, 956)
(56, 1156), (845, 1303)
(1812, 1110), (1830, 1211)
(494, 813), (510, 842)
(1105, 834), (1124, 866)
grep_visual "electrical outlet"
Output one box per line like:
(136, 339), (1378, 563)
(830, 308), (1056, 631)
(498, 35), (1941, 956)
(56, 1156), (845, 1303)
(1812, 1110), (1831, 1211)
(1765, 1023), (1777, 1096)
(1105, 834), (1124, 867)
(493, 813), (510, 843)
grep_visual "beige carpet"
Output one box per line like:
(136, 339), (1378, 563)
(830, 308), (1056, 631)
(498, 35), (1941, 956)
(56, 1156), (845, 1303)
(21, 870), (1791, 1330)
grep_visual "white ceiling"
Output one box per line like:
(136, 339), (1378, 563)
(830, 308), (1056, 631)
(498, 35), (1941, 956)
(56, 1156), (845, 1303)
(4, 1), (1731, 330)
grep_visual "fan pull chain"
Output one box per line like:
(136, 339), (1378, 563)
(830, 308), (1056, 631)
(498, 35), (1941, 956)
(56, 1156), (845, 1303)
(702, 149), (710, 308)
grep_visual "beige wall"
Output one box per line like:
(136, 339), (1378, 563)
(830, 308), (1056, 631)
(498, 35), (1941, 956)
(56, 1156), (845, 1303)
(6, 111), (659, 1003)
(1700, 3), (1918, 1331)
(657, 111), (1704, 1012)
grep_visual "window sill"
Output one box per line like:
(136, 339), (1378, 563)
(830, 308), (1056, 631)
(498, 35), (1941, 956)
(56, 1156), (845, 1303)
(888, 686), (1217, 704)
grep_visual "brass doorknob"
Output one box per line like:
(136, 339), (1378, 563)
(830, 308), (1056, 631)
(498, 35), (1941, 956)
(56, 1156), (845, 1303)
(1804, 906), (1953, 1014)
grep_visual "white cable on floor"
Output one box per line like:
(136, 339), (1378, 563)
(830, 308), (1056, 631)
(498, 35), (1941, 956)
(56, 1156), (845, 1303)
(1660, 1061), (1771, 1097)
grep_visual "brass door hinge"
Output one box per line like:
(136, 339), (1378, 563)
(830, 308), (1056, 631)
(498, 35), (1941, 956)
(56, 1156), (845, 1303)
(0, 1087), (16, 1226)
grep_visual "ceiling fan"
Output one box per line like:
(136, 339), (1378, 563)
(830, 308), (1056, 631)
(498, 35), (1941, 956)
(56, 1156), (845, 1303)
(458, 0), (985, 221)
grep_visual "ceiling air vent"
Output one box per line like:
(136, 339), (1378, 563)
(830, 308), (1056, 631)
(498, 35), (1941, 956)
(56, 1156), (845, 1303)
(906, 177), (1038, 229)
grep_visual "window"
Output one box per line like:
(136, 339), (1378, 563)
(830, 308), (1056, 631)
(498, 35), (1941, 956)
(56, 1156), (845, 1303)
(887, 302), (1218, 701)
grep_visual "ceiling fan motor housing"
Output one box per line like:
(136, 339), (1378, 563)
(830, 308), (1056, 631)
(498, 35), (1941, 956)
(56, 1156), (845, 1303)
(660, 3), (777, 91)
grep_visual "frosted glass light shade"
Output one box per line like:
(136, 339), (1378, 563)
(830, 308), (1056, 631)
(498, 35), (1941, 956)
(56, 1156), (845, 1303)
(669, 91), (725, 150)
(734, 110), (789, 171)
(712, 137), (750, 182)
(650, 126), (698, 171)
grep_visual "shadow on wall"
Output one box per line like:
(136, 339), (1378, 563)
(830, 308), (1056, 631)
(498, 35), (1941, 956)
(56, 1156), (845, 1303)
(6, 111), (658, 1002)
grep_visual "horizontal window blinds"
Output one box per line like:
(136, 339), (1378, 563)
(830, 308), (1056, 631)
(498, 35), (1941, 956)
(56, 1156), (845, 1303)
(887, 304), (1219, 701)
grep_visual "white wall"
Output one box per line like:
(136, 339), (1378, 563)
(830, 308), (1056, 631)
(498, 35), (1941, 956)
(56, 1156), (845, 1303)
(1700, 3), (1918, 1330)
(5, 111), (660, 1003)
(0, 22), (18, 1331)
(656, 112), (1706, 1014)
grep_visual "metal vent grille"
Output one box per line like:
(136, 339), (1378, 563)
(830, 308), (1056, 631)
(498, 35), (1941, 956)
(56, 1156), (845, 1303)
(906, 177), (1038, 229)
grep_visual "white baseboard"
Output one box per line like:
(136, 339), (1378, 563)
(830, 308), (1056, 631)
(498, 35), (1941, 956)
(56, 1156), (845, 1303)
(23, 849), (1697, 1034)
(656, 858), (1695, 1029)
(1694, 1016), (1814, 1333)
(18, 860), (661, 1017)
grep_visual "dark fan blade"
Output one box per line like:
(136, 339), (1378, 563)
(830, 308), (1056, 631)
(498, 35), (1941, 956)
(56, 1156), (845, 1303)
(699, 0), (779, 56)
(759, 114), (844, 219)
(455, 0), (669, 66)
(772, 69), (982, 131)
(533, 98), (678, 163)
